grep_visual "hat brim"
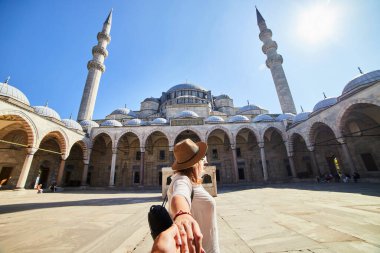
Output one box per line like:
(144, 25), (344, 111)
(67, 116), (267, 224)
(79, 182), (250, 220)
(172, 141), (208, 171)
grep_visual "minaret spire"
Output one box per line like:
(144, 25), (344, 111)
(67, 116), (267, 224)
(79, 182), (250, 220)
(256, 7), (297, 114)
(77, 11), (112, 121)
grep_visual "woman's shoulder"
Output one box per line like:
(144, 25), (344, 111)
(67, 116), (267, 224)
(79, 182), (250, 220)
(172, 173), (191, 184)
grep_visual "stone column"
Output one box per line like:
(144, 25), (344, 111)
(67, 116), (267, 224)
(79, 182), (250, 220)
(109, 148), (117, 187)
(288, 154), (297, 178)
(16, 148), (37, 189)
(140, 147), (145, 185)
(338, 137), (356, 174)
(308, 146), (321, 176)
(231, 145), (238, 183)
(259, 143), (268, 181)
(57, 158), (66, 186)
(81, 162), (89, 186)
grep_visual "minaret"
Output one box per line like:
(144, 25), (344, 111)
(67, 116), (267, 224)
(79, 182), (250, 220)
(256, 7), (297, 114)
(77, 10), (112, 121)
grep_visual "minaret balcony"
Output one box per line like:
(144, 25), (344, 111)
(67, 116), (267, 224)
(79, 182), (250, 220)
(97, 32), (111, 43)
(259, 28), (272, 41)
(87, 60), (106, 72)
(92, 45), (109, 58)
(266, 55), (283, 68)
(262, 41), (278, 54)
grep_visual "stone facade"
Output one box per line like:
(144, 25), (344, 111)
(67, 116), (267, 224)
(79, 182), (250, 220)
(0, 9), (379, 190)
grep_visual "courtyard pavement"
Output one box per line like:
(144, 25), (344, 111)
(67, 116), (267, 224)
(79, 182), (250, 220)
(0, 183), (379, 253)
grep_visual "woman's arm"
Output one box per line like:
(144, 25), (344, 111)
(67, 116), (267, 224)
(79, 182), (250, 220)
(171, 195), (203, 253)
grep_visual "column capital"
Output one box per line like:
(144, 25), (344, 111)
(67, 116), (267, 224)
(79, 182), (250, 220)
(336, 137), (346, 144)
(307, 145), (315, 152)
(26, 147), (38, 155)
(112, 147), (118, 154)
(140, 147), (146, 153)
(230, 144), (236, 150)
(258, 142), (265, 149)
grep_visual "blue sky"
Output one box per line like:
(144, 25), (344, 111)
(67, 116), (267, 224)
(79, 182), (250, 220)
(1, 0), (379, 120)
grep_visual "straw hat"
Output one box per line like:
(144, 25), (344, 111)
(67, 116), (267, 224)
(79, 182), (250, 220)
(172, 139), (208, 171)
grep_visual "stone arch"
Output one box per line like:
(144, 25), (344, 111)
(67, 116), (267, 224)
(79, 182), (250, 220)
(143, 129), (169, 148)
(308, 121), (338, 146)
(92, 131), (113, 148)
(260, 125), (286, 143)
(38, 128), (68, 157)
(233, 125), (261, 143)
(263, 126), (291, 180)
(336, 99), (380, 136)
(289, 132), (314, 178)
(171, 127), (204, 147)
(69, 140), (88, 161)
(0, 110), (38, 147)
(205, 125), (233, 144)
(116, 129), (142, 148)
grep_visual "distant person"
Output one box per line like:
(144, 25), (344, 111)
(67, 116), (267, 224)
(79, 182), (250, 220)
(37, 184), (43, 194)
(353, 172), (360, 183)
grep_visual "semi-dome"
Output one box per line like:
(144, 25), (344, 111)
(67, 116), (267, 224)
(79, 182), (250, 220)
(80, 119), (99, 128)
(110, 107), (137, 117)
(176, 110), (199, 118)
(313, 97), (338, 112)
(62, 119), (83, 131)
(33, 105), (61, 121)
(214, 94), (231, 100)
(124, 118), (142, 126)
(167, 83), (206, 92)
(143, 97), (160, 103)
(100, 119), (122, 127)
(275, 113), (295, 121)
(151, 118), (168, 125)
(253, 114), (274, 122)
(293, 112), (311, 124)
(228, 115), (250, 123)
(342, 70), (380, 95)
(238, 104), (263, 113)
(205, 116), (225, 123)
(0, 82), (30, 105)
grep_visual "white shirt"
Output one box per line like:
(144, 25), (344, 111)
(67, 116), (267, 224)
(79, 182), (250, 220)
(168, 174), (220, 253)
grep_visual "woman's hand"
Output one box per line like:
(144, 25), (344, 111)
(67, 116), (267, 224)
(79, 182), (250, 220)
(151, 224), (181, 253)
(174, 213), (204, 253)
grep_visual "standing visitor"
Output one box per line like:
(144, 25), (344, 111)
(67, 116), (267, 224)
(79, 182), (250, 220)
(168, 138), (220, 253)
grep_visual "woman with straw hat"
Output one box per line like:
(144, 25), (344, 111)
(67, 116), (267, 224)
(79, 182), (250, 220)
(168, 138), (220, 253)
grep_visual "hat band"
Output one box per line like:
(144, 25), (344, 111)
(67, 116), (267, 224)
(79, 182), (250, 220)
(176, 149), (199, 165)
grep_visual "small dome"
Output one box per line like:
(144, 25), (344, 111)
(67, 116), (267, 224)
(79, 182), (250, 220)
(214, 94), (231, 100)
(293, 112), (311, 123)
(228, 115), (250, 123)
(100, 119), (122, 127)
(0, 82), (30, 105)
(151, 118), (168, 125)
(110, 107), (137, 117)
(167, 83), (206, 92)
(143, 97), (160, 103)
(238, 104), (263, 113)
(205, 116), (225, 123)
(342, 70), (380, 95)
(33, 105), (61, 121)
(124, 118), (142, 126)
(275, 113), (295, 121)
(253, 114), (274, 122)
(62, 119), (83, 131)
(80, 120), (99, 128)
(313, 97), (338, 112)
(176, 110), (199, 118)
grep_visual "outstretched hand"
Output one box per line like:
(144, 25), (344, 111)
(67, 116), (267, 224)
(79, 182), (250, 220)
(174, 213), (205, 253)
(151, 224), (181, 253)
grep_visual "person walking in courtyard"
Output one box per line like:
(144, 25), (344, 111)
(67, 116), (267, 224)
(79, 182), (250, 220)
(168, 138), (220, 253)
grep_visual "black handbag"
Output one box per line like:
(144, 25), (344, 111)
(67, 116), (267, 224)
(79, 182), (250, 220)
(148, 189), (194, 239)
(148, 194), (173, 240)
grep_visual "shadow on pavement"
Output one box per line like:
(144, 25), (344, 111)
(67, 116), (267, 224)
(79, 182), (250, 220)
(0, 195), (161, 214)
(218, 182), (380, 197)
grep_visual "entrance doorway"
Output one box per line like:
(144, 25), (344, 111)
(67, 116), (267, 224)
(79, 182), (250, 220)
(39, 166), (50, 188)
(326, 156), (341, 175)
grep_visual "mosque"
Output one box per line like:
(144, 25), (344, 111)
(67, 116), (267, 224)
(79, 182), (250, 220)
(0, 8), (379, 190)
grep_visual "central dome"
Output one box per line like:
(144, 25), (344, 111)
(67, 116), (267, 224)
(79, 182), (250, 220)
(167, 83), (207, 92)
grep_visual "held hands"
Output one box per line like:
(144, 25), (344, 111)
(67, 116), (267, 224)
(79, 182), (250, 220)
(151, 224), (181, 253)
(174, 212), (205, 253)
